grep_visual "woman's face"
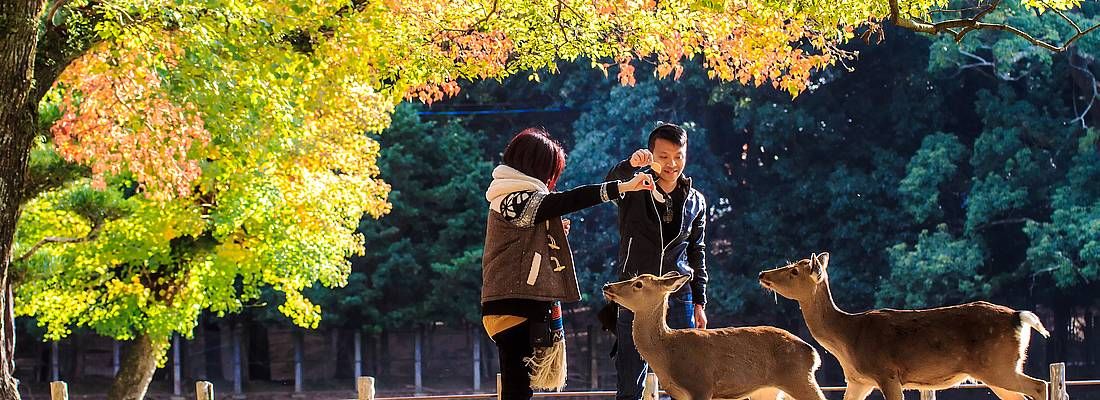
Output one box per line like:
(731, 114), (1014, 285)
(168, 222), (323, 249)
(652, 138), (686, 182)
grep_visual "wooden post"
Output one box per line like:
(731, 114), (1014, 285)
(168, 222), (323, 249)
(51, 341), (60, 381)
(354, 330), (363, 379)
(920, 390), (936, 400)
(1050, 362), (1068, 400)
(642, 372), (659, 400)
(294, 330), (304, 396)
(414, 327), (423, 395)
(473, 329), (481, 391)
(232, 325), (244, 398)
(172, 333), (184, 400)
(50, 381), (68, 400)
(496, 373), (502, 400)
(112, 340), (120, 376)
(357, 376), (376, 400)
(196, 381), (214, 400)
(589, 325), (598, 389)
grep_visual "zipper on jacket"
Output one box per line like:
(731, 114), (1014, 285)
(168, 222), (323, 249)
(649, 193), (665, 275)
(652, 182), (694, 276)
(621, 237), (634, 274)
(663, 192), (689, 254)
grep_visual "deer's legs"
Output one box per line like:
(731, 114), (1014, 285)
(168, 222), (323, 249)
(841, 382), (874, 400)
(990, 386), (1029, 400)
(748, 387), (782, 400)
(778, 380), (827, 400)
(877, 380), (903, 400)
(975, 372), (1048, 400)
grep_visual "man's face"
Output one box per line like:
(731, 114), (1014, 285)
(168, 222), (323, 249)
(651, 138), (687, 182)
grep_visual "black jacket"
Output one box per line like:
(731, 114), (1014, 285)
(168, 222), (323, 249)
(605, 160), (709, 306)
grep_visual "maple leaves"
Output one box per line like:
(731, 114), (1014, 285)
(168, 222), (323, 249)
(380, 0), (857, 103)
(51, 39), (210, 200)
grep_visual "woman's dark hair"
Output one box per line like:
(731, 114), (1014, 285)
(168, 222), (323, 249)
(502, 127), (567, 190)
(648, 123), (688, 149)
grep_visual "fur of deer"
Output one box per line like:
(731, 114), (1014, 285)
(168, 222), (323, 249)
(758, 252), (1050, 400)
(603, 272), (826, 400)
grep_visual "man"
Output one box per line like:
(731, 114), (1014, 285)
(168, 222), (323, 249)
(606, 123), (709, 400)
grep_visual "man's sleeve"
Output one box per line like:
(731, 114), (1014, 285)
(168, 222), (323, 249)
(687, 193), (708, 306)
(606, 159), (636, 182)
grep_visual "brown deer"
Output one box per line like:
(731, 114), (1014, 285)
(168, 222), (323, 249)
(758, 252), (1050, 400)
(604, 272), (826, 400)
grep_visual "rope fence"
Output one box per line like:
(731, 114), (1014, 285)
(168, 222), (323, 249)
(43, 362), (1100, 400)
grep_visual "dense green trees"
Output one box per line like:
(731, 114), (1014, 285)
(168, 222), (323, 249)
(367, 20), (1100, 367)
(7, 1), (1100, 392)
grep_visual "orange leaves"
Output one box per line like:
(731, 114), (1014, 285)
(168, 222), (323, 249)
(440, 30), (514, 78)
(693, 12), (838, 96)
(617, 57), (638, 86)
(401, 29), (512, 105)
(405, 80), (462, 105)
(655, 33), (688, 80)
(51, 40), (210, 200)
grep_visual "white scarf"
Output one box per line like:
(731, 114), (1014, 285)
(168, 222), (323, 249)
(485, 165), (549, 213)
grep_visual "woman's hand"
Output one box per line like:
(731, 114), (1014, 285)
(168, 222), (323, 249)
(629, 149), (653, 168)
(618, 173), (655, 193)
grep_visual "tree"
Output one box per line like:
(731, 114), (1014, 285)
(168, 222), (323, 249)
(307, 104), (491, 332)
(16, 61), (392, 400)
(3, 1), (1100, 397)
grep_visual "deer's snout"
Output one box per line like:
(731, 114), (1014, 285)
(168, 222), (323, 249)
(758, 272), (772, 287)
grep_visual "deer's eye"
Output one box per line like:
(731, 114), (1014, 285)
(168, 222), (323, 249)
(791, 269), (799, 276)
(633, 282), (644, 289)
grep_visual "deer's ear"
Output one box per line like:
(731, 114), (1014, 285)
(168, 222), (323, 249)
(811, 252), (830, 283)
(661, 271), (682, 279)
(660, 273), (686, 290)
(661, 274), (691, 291)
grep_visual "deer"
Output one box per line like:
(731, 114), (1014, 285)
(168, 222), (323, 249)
(758, 252), (1050, 400)
(603, 272), (827, 400)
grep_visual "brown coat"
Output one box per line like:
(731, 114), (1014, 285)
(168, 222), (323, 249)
(481, 209), (579, 303)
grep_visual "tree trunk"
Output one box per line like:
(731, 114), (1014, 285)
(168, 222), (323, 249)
(2, 1), (49, 398)
(107, 334), (169, 400)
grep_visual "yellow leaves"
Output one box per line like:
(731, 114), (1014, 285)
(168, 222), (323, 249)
(216, 242), (250, 263)
(1020, 0), (1080, 13)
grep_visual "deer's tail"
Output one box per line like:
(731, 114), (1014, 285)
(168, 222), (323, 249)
(1019, 311), (1050, 338)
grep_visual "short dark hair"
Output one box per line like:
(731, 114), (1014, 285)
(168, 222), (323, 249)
(502, 128), (567, 190)
(648, 123), (688, 149)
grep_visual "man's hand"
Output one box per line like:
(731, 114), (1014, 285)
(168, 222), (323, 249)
(694, 304), (708, 329)
(629, 149), (653, 168)
(563, 219), (571, 236)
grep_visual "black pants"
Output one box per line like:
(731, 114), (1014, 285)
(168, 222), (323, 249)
(492, 321), (534, 400)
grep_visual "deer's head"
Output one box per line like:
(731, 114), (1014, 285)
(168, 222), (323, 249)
(759, 252), (830, 301)
(603, 272), (690, 313)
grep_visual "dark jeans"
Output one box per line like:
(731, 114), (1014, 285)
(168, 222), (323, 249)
(492, 321), (535, 400)
(615, 292), (695, 400)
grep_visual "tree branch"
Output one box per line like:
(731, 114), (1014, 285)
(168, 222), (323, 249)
(14, 222), (104, 264)
(974, 217), (1032, 231)
(889, 0), (1100, 52)
(1067, 51), (1098, 129)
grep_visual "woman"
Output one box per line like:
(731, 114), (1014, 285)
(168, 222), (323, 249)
(482, 128), (654, 399)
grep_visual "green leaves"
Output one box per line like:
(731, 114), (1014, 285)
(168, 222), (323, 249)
(880, 225), (990, 308)
(899, 133), (966, 223)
